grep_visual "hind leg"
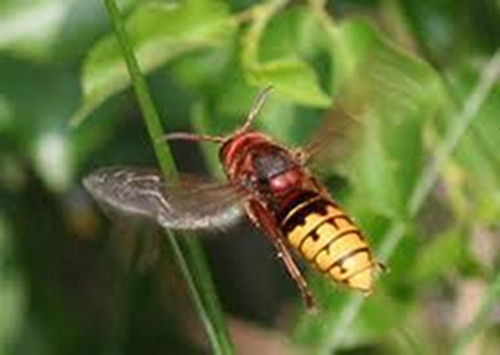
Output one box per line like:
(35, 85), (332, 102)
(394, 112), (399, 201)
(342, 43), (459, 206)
(247, 199), (316, 311)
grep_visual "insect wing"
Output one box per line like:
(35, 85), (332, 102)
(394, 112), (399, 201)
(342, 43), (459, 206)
(303, 103), (362, 170)
(83, 166), (245, 231)
(306, 43), (431, 173)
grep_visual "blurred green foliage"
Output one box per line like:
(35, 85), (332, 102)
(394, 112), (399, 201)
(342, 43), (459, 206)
(0, 0), (499, 354)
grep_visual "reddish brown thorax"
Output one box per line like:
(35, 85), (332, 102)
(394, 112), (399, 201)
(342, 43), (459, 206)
(219, 131), (270, 176)
(219, 131), (312, 201)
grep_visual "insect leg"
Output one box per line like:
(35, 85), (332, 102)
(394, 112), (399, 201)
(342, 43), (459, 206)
(275, 237), (317, 311)
(160, 86), (273, 143)
(247, 199), (316, 311)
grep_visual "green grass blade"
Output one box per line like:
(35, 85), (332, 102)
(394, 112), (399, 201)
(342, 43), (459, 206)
(102, 0), (234, 353)
(408, 50), (500, 216)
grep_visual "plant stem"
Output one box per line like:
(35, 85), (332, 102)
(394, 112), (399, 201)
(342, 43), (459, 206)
(102, 1), (234, 353)
(408, 49), (500, 215)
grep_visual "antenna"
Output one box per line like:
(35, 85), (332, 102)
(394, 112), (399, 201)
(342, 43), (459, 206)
(159, 132), (225, 144)
(239, 85), (274, 132)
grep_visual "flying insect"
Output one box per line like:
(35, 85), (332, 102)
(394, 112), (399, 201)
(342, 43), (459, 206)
(83, 87), (384, 310)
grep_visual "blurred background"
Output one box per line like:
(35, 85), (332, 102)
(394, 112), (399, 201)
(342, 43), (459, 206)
(0, 0), (499, 354)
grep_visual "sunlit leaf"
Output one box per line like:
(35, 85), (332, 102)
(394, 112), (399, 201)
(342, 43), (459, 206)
(71, 0), (234, 126)
(242, 5), (331, 108)
(0, 0), (117, 61)
(247, 58), (332, 107)
(0, 0), (71, 59)
(32, 131), (74, 193)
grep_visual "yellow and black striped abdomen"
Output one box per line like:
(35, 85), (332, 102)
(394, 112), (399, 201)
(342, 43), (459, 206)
(278, 190), (375, 293)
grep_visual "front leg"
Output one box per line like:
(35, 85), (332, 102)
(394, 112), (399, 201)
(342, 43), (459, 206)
(247, 199), (316, 311)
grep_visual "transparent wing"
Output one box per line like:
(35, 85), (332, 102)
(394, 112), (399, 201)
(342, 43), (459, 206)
(306, 39), (436, 173)
(303, 103), (362, 170)
(83, 166), (245, 231)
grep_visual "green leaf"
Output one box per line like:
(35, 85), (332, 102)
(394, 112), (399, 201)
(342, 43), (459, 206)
(0, 94), (15, 132)
(400, 0), (500, 65)
(412, 227), (464, 283)
(32, 130), (75, 193)
(358, 288), (413, 340)
(247, 58), (332, 107)
(293, 15), (444, 351)
(0, 0), (72, 60)
(100, 0), (234, 353)
(71, 0), (234, 126)
(169, 44), (233, 93)
(241, 5), (331, 108)
(0, 0), (116, 61)
(449, 66), (500, 221)
(0, 56), (89, 193)
(332, 20), (442, 217)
